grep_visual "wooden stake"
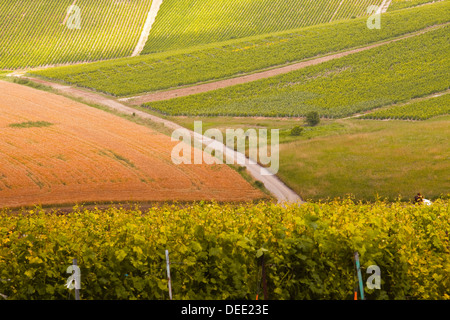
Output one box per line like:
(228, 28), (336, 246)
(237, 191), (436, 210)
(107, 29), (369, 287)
(261, 253), (268, 300)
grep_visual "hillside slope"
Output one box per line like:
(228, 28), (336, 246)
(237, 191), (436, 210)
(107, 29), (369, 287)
(0, 0), (153, 69)
(142, 0), (386, 54)
(0, 80), (266, 208)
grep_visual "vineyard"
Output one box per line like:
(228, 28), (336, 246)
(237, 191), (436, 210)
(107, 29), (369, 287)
(0, 0), (440, 70)
(0, 0), (154, 70)
(388, 0), (442, 11)
(0, 0), (448, 303)
(141, 25), (449, 118)
(31, 1), (450, 97)
(0, 200), (448, 300)
(141, 0), (385, 54)
(361, 92), (450, 120)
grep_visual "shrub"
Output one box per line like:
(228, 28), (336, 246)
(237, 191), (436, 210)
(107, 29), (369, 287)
(305, 111), (320, 126)
(290, 126), (304, 136)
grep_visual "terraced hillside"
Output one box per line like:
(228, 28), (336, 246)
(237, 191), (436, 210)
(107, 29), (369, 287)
(142, 24), (449, 117)
(0, 0), (438, 70)
(31, 1), (450, 97)
(0, 0), (154, 69)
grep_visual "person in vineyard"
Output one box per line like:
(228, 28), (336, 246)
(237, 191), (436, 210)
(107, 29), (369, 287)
(414, 193), (424, 204)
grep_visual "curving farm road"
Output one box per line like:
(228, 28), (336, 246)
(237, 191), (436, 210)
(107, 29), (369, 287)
(19, 76), (303, 204)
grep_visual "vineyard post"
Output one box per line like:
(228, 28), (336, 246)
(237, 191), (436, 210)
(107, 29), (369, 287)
(354, 252), (365, 300)
(165, 250), (173, 300)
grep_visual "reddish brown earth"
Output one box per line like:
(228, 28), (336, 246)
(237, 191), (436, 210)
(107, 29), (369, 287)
(0, 80), (266, 209)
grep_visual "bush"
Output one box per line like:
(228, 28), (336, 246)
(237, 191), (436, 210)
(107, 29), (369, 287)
(305, 111), (320, 126)
(290, 126), (304, 136)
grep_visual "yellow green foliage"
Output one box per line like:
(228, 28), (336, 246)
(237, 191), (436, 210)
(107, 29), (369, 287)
(0, 199), (449, 299)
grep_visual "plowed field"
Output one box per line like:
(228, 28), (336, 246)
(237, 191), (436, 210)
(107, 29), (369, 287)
(0, 81), (265, 208)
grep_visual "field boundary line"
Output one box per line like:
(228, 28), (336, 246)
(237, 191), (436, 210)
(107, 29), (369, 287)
(344, 89), (450, 120)
(132, 0), (164, 57)
(121, 22), (449, 105)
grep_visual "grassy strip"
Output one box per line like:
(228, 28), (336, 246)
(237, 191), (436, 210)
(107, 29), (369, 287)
(8, 121), (53, 129)
(30, 1), (450, 97)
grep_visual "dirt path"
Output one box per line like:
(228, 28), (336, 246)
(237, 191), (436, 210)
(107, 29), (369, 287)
(122, 23), (447, 105)
(19, 76), (303, 204)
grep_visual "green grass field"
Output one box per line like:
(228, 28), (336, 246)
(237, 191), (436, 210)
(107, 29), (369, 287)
(164, 113), (450, 202)
(30, 1), (450, 97)
(0, 0), (153, 69)
(277, 116), (450, 201)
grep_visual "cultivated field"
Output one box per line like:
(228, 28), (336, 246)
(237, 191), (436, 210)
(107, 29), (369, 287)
(361, 92), (450, 120)
(142, 24), (449, 117)
(0, 80), (265, 209)
(1, 200), (449, 299)
(0, 0), (153, 69)
(0, 0), (448, 302)
(0, 0), (438, 70)
(142, 0), (386, 54)
(31, 2), (449, 97)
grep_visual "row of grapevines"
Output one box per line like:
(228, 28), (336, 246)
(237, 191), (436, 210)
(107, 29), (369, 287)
(0, 199), (448, 300)
(142, 25), (449, 118)
(31, 1), (450, 97)
(0, 0), (153, 70)
(361, 92), (450, 120)
(388, 0), (442, 11)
